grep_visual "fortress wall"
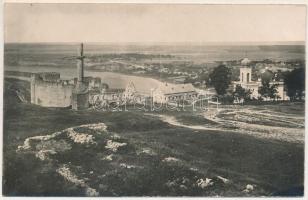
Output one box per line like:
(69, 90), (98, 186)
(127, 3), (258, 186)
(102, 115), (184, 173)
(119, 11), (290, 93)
(72, 92), (89, 110)
(31, 79), (73, 107)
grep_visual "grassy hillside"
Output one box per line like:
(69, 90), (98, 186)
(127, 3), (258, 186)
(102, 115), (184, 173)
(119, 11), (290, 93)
(2, 78), (304, 196)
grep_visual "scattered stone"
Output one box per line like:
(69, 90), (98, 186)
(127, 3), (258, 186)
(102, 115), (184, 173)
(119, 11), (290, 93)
(217, 175), (230, 184)
(17, 123), (107, 153)
(162, 157), (180, 163)
(67, 128), (96, 144)
(80, 123), (107, 133)
(196, 178), (214, 189)
(102, 154), (114, 161)
(111, 134), (121, 139)
(142, 149), (151, 154)
(57, 165), (86, 186)
(189, 167), (198, 172)
(35, 139), (72, 152)
(105, 140), (127, 152)
(243, 184), (254, 193)
(138, 148), (156, 156)
(119, 163), (136, 169)
(85, 187), (99, 196)
(56, 165), (99, 197)
(180, 184), (188, 190)
(35, 149), (56, 161)
(17, 131), (62, 151)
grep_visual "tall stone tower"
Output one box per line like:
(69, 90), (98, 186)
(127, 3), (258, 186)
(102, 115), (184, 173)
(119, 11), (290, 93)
(239, 58), (252, 83)
(77, 43), (85, 86)
(72, 43), (89, 110)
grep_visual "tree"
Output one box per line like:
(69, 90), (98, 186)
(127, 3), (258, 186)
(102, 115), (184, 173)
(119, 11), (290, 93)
(284, 67), (305, 101)
(209, 65), (231, 96)
(268, 84), (280, 100)
(232, 85), (252, 102)
(258, 80), (279, 100)
(261, 69), (274, 83)
(258, 69), (280, 101)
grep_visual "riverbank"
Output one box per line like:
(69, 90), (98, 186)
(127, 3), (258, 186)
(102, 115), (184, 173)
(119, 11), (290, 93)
(4, 67), (165, 93)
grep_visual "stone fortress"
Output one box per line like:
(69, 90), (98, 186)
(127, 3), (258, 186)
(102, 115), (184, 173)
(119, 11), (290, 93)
(30, 72), (74, 107)
(30, 43), (103, 110)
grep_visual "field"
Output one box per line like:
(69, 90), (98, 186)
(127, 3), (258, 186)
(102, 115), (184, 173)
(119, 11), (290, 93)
(2, 78), (304, 196)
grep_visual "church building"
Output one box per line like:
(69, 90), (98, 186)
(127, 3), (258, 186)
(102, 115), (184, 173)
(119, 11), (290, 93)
(233, 58), (289, 101)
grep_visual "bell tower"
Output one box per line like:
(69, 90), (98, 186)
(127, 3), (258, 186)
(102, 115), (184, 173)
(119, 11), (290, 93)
(239, 58), (251, 83)
(240, 68), (252, 83)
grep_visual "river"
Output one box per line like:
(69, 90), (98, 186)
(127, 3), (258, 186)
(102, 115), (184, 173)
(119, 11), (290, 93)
(5, 65), (164, 94)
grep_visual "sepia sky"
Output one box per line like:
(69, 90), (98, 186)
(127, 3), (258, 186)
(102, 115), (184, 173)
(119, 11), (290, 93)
(4, 3), (307, 43)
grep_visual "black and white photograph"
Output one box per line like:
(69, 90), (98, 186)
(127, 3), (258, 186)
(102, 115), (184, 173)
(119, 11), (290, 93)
(1, 1), (306, 197)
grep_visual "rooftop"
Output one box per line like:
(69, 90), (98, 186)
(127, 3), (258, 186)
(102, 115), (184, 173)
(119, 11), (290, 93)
(37, 72), (61, 82)
(156, 83), (196, 95)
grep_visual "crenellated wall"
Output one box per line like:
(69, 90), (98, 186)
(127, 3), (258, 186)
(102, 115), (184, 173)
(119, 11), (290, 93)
(31, 74), (74, 107)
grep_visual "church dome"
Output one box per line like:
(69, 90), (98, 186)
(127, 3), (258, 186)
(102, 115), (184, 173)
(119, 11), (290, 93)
(241, 58), (251, 66)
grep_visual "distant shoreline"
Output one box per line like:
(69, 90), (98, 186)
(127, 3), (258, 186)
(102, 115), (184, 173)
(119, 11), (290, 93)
(4, 41), (305, 46)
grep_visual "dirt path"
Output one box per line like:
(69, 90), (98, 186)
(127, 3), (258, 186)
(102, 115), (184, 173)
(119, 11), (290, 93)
(146, 114), (226, 132)
(147, 107), (304, 144)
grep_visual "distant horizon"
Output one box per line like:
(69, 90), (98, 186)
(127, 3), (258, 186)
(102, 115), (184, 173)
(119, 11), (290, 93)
(4, 41), (306, 46)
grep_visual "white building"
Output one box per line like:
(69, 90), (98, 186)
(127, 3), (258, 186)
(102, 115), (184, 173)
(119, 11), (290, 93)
(233, 58), (289, 101)
(152, 82), (198, 103)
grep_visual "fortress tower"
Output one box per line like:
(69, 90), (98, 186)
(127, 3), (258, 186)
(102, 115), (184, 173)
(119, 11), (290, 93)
(77, 43), (85, 87)
(30, 72), (73, 107)
(72, 43), (89, 110)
